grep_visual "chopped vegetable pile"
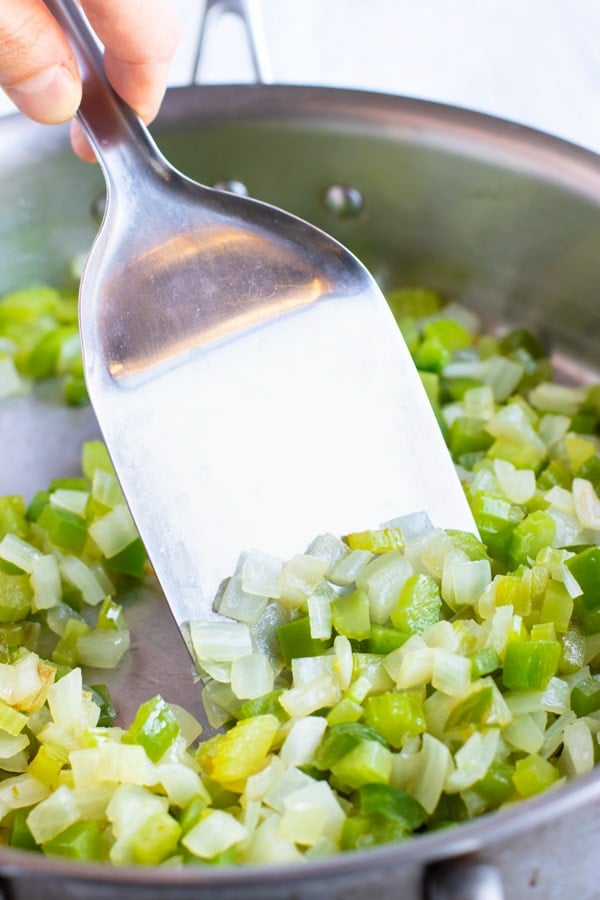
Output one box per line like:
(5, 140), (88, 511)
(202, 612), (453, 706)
(2, 283), (600, 866)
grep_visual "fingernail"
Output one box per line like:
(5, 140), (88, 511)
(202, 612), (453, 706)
(7, 65), (81, 125)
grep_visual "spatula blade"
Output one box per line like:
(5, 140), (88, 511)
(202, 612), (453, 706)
(89, 282), (474, 631)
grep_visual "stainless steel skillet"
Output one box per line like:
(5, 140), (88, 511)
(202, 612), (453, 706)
(1, 3), (600, 898)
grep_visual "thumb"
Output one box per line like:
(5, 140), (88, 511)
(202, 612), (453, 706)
(0, 0), (81, 124)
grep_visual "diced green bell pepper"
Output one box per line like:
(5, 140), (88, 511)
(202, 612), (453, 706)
(567, 547), (600, 634)
(277, 616), (330, 667)
(502, 640), (561, 691)
(358, 782), (427, 830)
(508, 511), (556, 570)
(313, 722), (387, 771)
(42, 820), (101, 861)
(367, 623), (409, 655)
(123, 694), (180, 763)
(571, 675), (600, 717)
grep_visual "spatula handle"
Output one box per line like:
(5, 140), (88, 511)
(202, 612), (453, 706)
(43, 0), (169, 187)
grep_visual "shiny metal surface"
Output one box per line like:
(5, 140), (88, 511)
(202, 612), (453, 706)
(1, 76), (600, 900)
(44, 0), (474, 642)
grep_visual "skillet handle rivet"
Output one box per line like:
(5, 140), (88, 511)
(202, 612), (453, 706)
(322, 183), (364, 218)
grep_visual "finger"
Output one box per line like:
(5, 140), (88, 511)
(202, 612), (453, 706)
(70, 119), (97, 163)
(0, 0), (81, 124)
(81, 0), (180, 123)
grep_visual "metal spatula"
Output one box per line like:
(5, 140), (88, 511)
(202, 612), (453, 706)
(45, 0), (475, 639)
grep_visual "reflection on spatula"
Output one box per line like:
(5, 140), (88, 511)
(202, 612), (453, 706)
(45, 0), (476, 645)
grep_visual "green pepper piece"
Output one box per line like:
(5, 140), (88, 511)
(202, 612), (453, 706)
(179, 795), (209, 835)
(10, 808), (39, 851)
(105, 538), (147, 578)
(571, 675), (600, 716)
(96, 597), (125, 631)
(313, 722), (388, 771)
(62, 374), (89, 407)
(0, 286), (59, 322)
(499, 328), (547, 360)
(81, 441), (115, 480)
(468, 647), (501, 679)
(468, 491), (524, 565)
(236, 689), (288, 723)
(446, 529), (490, 562)
(37, 504), (87, 554)
(502, 640), (561, 691)
(536, 460), (572, 491)
(445, 685), (495, 733)
(367, 624), (409, 655)
(567, 547), (600, 633)
(123, 694), (180, 763)
(24, 326), (77, 378)
(52, 618), (91, 667)
(42, 820), (101, 861)
(508, 511), (556, 570)
(576, 455), (600, 493)
(88, 683), (117, 727)
(413, 334), (452, 373)
(473, 759), (516, 806)
(449, 417), (494, 458)
(363, 690), (425, 748)
(0, 495), (27, 539)
(359, 783), (427, 830)
(276, 616), (330, 667)
(25, 490), (50, 522)
(390, 573), (441, 634)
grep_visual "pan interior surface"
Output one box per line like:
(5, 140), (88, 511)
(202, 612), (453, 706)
(1, 84), (600, 897)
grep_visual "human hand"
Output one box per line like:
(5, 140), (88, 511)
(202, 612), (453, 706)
(0, 0), (180, 160)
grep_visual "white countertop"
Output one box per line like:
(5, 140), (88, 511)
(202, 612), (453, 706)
(1, 0), (599, 156)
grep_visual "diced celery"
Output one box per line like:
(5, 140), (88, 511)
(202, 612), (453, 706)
(182, 809), (248, 860)
(386, 286), (443, 320)
(331, 589), (371, 640)
(331, 739), (392, 790)
(0, 570), (32, 623)
(512, 754), (559, 797)
(390, 573), (441, 635)
(345, 527), (405, 554)
(363, 691), (425, 748)
(131, 810), (182, 864)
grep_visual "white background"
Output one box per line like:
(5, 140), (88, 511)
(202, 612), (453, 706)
(1, 0), (599, 155)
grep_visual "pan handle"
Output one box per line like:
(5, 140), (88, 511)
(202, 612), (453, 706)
(424, 857), (505, 900)
(191, 0), (273, 86)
